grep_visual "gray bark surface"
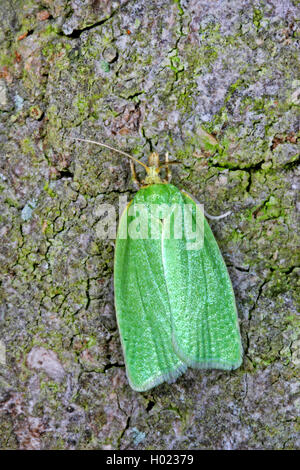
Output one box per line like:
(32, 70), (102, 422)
(0, 0), (299, 449)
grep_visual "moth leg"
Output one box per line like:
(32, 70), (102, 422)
(181, 189), (231, 220)
(164, 152), (172, 183)
(130, 160), (141, 189)
(204, 209), (231, 220)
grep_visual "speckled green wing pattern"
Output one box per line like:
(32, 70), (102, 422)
(163, 190), (243, 370)
(114, 184), (242, 391)
(114, 185), (187, 391)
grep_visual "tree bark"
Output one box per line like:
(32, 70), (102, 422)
(0, 0), (299, 450)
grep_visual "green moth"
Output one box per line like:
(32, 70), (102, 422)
(77, 139), (243, 391)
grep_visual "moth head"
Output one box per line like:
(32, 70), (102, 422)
(148, 152), (160, 168)
(73, 138), (178, 187)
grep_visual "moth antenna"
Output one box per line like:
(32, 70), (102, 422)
(74, 138), (148, 170)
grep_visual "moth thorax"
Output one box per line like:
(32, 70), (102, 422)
(144, 166), (162, 185)
(148, 152), (160, 168)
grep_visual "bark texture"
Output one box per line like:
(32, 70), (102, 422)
(0, 0), (299, 450)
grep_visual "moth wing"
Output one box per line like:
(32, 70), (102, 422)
(162, 191), (243, 370)
(114, 202), (186, 392)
